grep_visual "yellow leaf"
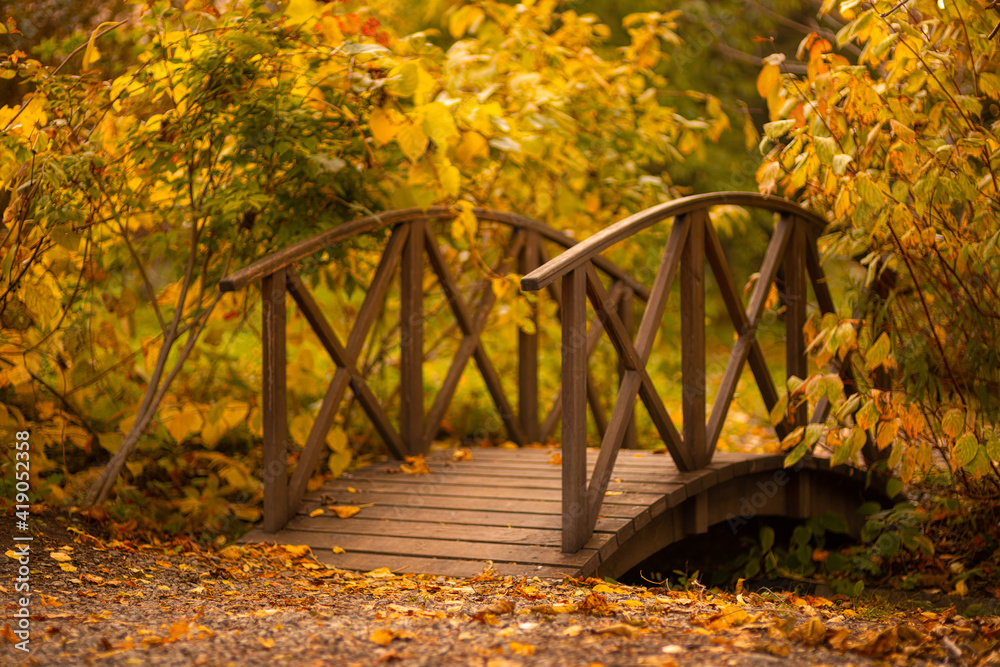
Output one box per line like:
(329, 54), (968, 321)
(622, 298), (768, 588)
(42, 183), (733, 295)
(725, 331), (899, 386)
(50, 551), (72, 562)
(164, 403), (204, 444)
(5, 550), (23, 559)
(455, 131), (489, 165)
(332, 546), (346, 554)
(259, 637), (274, 649)
(279, 544), (311, 558)
(327, 428), (348, 452)
(284, 0), (322, 24)
(82, 22), (120, 70)
(59, 563), (77, 572)
(397, 123), (428, 161)
(309, 508), (325, 517)
(369, 108), (402, 146)
(366, 567), (394, 578)
(328, 505), (360, 519)
(328, 450), (351, 477)
(369, 628), (395, 646)
(421, 102), (458, 147)
(757, 63), (781, 98)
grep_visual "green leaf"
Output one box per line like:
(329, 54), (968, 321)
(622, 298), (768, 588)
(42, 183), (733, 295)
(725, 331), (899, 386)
(876, 532), (900, 558)
(857, 501), (881, 517)
(885, 478), (903, 499)
(764, 119), (796, 141)
(954, 432), (979, 467)
(760, 526), (775, 553)
(821, 512), (849, 534)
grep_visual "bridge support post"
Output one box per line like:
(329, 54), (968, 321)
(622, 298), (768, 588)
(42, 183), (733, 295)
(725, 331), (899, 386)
(261, 269), (289, 533)
(519, 231), (540, 444)
(681, 212), (707, 467)
(562, 265), (589, 552)
(401, 220), (425, 456)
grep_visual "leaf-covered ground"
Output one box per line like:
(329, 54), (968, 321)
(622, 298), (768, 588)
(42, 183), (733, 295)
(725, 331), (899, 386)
(4, 510), (999, 666)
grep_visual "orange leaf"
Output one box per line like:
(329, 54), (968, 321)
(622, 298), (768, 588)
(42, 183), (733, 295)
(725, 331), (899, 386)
(328, 505), (360, 519)
(369, 628), (395, 646)
(400, 454), (431, 474)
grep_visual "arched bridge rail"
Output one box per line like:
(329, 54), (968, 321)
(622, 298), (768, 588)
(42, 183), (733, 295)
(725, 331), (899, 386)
(520, 191), (855, 552)
(224, 192), (878, 574)
(221, 207), (651, 532)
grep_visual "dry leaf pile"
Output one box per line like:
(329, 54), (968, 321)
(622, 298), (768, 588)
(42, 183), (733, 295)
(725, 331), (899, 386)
(3, 512), (1000, 667)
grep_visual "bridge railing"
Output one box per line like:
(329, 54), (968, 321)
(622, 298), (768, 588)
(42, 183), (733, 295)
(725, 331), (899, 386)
(521, 192), (847, 552)
(220, 207), (647, 532)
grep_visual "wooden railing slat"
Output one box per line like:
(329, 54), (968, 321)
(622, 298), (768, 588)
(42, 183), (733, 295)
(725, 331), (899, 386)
(284, 269), (407, 459)
(584, 263), (692, 471)
(422, 226), (526, 445)
(261, 269), (289, 533)
(617, 285), (638, 451)
(400, 220), (425, 456)
(519, 231), (541, 443)
(561, 265), (589, 553)
(785, 218), (809, 428)
(635, 218), (689, 361)
(681, 212), (707, 467)
(703, 219), (783, 457)
(585, 371), (642, 529)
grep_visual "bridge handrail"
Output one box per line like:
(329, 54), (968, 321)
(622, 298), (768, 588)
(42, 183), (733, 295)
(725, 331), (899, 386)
(219, 205), (648, 296)
(520, 192), (828, 292)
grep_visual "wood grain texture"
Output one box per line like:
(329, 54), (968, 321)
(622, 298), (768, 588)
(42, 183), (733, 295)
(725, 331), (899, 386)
(561, 267), (589, 552)
(261, 270), (288, 533)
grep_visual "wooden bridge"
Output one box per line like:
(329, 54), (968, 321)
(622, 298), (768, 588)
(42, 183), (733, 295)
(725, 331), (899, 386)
(224, 192), (886, 579)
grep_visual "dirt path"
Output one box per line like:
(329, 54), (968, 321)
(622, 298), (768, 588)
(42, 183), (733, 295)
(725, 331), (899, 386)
(3, 511), (998, 666)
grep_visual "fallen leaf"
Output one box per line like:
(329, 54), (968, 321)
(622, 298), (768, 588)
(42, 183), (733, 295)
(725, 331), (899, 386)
(59, 563), (77, 572)
(509, 641), (535, 655)
(548, 452), (562, 465)
(453, 448), (473, 461)
(595, 622), (637, 637)
(259, 637), (274, 649)
(279, 544), (311, 558)
(400, 454), (431, 474)
(328, 505), (360, 519)
(790, 617), (827, 646)
(309, 508), (325, 517)
(563, 625), (584, 637)
(50, 551), (72, 562)
(530, 603), (576, 614)
(369, 628), (395, 645)
(483, 600), (515, 615)
(1, 623), (17, 643)
(366, 567), (395, 578)
(332, 546), (346, 554)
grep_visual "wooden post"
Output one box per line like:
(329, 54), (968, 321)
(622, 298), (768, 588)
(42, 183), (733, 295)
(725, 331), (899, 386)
(261, 269), (289, 533)
(562, 265), (589, 553)
(785, 217), (808, 429)
(400, 220), (425, 456)
(617, 286), (637, 450)
(681, 212), (707, 467)
(519, 231), (540, 444)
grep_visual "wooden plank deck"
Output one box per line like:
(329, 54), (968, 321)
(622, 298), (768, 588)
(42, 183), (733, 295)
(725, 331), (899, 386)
(241, 447), (854, 579)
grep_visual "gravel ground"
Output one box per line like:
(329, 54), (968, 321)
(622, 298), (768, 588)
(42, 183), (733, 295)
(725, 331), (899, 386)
(3, 511), (999, 667)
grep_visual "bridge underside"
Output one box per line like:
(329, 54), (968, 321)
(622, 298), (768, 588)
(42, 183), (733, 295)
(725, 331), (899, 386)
(241, 448), (885, 580)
